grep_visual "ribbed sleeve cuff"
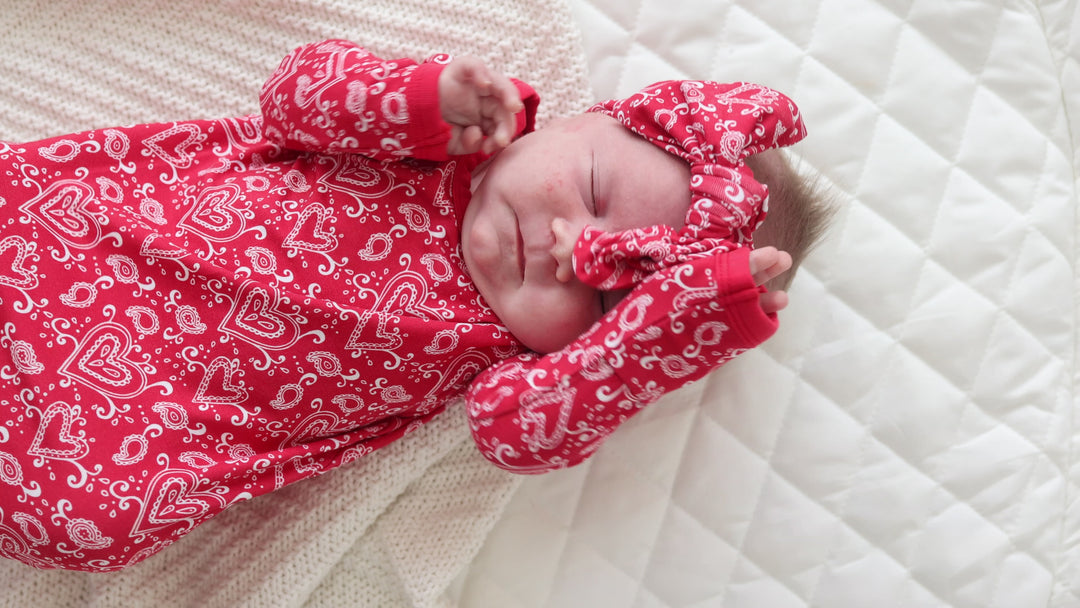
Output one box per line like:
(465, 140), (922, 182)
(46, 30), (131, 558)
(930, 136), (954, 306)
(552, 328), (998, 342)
(714, 246), (779, 346)
(405, 61), (453, 160)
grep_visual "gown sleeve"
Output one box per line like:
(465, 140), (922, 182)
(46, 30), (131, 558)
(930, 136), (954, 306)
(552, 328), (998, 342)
(464, 246), (778, 473)
(259, 39), (537, 162)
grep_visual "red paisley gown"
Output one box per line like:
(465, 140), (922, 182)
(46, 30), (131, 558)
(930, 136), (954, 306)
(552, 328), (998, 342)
(0, 40), (781, 571)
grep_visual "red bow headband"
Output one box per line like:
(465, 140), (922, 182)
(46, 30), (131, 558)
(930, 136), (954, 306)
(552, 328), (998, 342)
(574, 81), (806, 290)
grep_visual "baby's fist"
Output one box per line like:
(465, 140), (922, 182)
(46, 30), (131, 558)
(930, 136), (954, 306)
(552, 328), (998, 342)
(439, 57), (523, 156)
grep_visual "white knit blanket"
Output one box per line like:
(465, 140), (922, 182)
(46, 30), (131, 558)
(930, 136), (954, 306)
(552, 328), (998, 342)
(0, 2), (591, 606)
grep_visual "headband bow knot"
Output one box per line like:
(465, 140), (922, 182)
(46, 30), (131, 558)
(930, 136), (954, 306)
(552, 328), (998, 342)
(574, 80), (806, 290)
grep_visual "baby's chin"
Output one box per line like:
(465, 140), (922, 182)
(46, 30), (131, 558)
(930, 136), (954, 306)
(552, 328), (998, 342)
(507, 324), (574, 354)
(501, 295), (601, 355)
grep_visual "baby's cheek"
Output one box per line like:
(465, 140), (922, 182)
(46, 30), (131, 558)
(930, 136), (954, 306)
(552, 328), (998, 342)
(524, 283), (594, 333)
(542, 173), (566, 196)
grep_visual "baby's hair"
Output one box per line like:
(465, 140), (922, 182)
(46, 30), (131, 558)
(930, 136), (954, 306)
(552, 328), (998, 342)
(747, 150), (837, 291)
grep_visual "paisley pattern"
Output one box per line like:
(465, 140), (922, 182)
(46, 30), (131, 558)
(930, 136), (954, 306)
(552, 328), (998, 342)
(465, 78), (808, 473)
(466, 247), (780, 472)
(576, 80), (806, 289)
(0, 40), (530, 571)
(0, 39), (794, 571)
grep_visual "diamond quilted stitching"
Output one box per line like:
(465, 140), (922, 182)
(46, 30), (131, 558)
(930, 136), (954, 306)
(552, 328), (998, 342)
(857, 117), (954, 247)
(713, 9), (809, 90)
(815, 202), (930, 329)
(982, 16), (1069, 135)
(906, 0), (1002, 74)
(957, 89), (1060, 213)
(733, 0), (824, 51)
(640, 503), (749, 605)
(808, 0), (906, 99)
(570, 0), (638, 98)
(880, 29), (977, 162)
(547, 540), (643, 607)
(900, 271), (1002, 388)
(632, 0), (732, 77)
(790, 57), (882, 190)
(667, 389), (778, 535)
(466, 465), (591, 606)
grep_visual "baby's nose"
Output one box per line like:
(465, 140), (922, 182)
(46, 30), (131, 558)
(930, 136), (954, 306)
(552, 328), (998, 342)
(550, 218), (580, 283)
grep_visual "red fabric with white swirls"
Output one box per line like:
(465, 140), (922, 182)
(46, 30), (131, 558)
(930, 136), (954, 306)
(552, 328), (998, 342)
(575, 80), (806, 290)
(465, 80), (806, 472)
(0, 39), (799, 571)
(466, 244), (778, 472)
(0, 40), (532, 571)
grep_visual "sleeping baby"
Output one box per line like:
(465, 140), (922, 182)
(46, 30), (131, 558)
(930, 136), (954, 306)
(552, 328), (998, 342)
(0, 39), (832, 571)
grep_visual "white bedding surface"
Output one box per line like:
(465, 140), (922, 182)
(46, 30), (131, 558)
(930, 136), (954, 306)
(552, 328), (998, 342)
(459, 0), (1080, 606)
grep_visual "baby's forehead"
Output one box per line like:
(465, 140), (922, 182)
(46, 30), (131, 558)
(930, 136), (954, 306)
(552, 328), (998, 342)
(555, 110), (624, 133)
(574, 110), (698, 168)
(593, 131), (692, 229)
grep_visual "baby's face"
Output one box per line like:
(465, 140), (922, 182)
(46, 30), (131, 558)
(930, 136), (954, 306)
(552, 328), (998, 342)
(462, 112), (691, 353)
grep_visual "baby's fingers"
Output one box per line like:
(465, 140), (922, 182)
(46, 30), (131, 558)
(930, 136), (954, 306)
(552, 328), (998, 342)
(447, 125), (485, 156)
(453, 56), (521, 111)
(479, 99), (518, 153)
(488, 69), (523, 114)
(479, 71), (522, 152)
(759, 290), (789, 314)
(452, 56), (493, 89)
(748, 246), (792, 287)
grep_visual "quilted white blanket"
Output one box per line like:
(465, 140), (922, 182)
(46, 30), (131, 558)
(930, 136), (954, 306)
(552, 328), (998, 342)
(460, 0), (1080, 607)
(0, 1), (591, 607)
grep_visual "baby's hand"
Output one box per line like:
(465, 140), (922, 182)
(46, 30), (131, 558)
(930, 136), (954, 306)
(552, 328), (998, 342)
(439, 56), (524, 156)
(748, 246), (792, 314)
